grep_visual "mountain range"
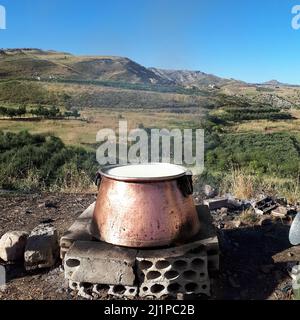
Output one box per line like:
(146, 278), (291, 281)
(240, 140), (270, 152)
(0, 48), (292, 89)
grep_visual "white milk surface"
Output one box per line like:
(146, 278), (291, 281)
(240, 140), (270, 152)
(106, 163), (186, 179)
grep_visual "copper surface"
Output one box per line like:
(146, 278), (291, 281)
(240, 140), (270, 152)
(92, 174), (201, 248)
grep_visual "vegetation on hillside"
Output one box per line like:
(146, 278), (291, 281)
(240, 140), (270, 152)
(0, 80), (59, 105)
(0, 131), (98, 192)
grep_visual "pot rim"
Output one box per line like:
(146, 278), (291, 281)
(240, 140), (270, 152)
(99, 163), (190, 182)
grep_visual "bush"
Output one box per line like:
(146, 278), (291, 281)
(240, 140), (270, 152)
(31, 106), (61, 118)
(0, 131), (98, 191)
(205, 132), (300, 178)
(0, 105), (26, 118)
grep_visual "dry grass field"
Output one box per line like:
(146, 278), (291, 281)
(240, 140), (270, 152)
(0, 109), (202, 148)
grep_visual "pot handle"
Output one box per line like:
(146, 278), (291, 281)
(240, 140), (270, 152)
(94, 171), (102, 190)
(177, 171), (193, 197)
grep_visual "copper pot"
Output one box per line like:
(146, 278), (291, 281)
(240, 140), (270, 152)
(91, 163), (201, 248)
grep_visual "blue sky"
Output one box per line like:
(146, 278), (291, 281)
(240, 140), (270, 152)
(0, 0), (300, 84)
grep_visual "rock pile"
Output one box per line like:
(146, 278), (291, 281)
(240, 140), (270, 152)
(0, 224), (59, 271)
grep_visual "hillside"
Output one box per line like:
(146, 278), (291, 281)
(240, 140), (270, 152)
(1, 48), (299, 111)
(149, 67), (240, 88)
(0, 48), (170, 84)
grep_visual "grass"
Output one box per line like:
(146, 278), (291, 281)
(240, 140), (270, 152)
(239, 209), (260, 226)
(220, 168), (300, 205)
(49, 162), (97, 193)
(0, 109), (202, 148)
(221, 169), (256, 200)
(0, 131), (99, 192)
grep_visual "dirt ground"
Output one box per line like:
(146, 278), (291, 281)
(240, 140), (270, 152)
(0, 192), (299, 300)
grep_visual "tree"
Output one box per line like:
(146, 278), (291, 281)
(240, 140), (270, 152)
(31, 106), (61, 118)
(0, 106), (8, 116)
(64, 109), (80, 119)
(72, 109), (80, 119)
(16, 106), (26, 117)
(48, 106), (61, 118)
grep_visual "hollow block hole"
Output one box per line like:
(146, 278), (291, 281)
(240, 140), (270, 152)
(167, 283), (181, 292)
(140, 260), (153, 270)
(66, 259), (80, 268)
(165, 270), (179, 280)
(150, 284), (165, 294)
(113, 285), (126, 294)
(156, 260), (170, 269)
(173, 260), (188, 269)
(147, 271), (161, 280)
(183, 270), (197, 280)
(185, 283), (198, 292)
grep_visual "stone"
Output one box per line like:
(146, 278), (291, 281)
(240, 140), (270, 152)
(220, 207), (228, 215)
(0, 231), (28, 262)
(203, 198), (228, 210)
(271, 206), (288, 218)
(60, 202), (95, 259)
(177, 293), (184, 300)
(64, 241), (137, 286)
(38, 200), (58, 209)
(24, 224), (59, 271)
(233, 220), (241, 228)
(203, 185), (217, 198)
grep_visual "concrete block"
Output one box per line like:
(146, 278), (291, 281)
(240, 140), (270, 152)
(203, 198), (228, 210)
(24, 225), (59, 271)
(107, 285), (138, 298)
(139, 280), (210, 299)
(60, 202), (95, 259)
(63, 202), (219, 299)
(0, 231), (28, 262)
(70, 281), (93, 300)
(0, 265), (6, 288)
(253, 197), (278, 215)
(136, 233), (219, 271)
(137, 247), (210, 298)
(69, 281), (138, 299)
(64, 241), (137, 286)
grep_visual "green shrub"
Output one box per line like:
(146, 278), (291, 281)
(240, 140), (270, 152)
(0, 131), (98, 191)
(205, 132), (300, 178)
